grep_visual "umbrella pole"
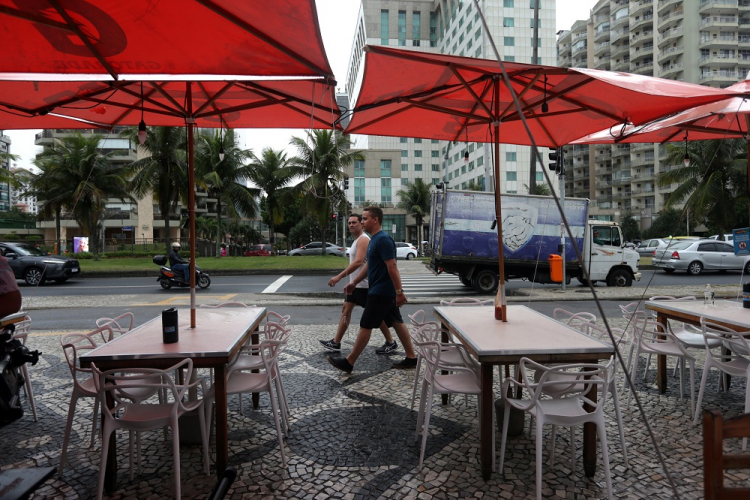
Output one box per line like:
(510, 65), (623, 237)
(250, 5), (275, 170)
(493, 78), (507, 322)
(187, 82), (196, 328)
(746, 115), (750, 224)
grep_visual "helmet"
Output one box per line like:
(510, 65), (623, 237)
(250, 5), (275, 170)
(172, 241), (181, 249)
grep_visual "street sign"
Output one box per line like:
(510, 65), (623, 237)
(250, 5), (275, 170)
(733, 228), (750, 256)
(122, 226), (133, 231)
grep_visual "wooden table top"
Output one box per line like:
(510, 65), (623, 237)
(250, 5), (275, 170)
(80, 307), (266, 367)
(645, 299), (750, 331)
(434, 305), (613, 363)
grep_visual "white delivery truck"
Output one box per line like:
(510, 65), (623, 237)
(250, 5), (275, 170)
(428, 189), (641, 293)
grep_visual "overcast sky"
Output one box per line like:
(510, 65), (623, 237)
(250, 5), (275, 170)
(4, 0), (598, 171)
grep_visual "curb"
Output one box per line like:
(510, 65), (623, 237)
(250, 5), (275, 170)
(78, 268), (338, 278)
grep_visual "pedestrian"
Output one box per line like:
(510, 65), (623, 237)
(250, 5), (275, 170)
(0, 252), (22, 317)
(321, 213), (398, 354)
(328, 206), (418, 373)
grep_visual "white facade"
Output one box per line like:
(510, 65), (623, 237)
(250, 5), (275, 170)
(9, 165), (38, 215)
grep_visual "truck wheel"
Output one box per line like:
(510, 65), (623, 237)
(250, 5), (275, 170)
(472, 269), (499, 294)
(607, 269), (632, 287)
(459, 275), (472, 287)
(577, 277), (590, 286)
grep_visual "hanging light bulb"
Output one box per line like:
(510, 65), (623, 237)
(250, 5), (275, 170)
(137, 82), (147, 145)
(464, 129), (470, 164)
(218, 121), (225, 161)
(541, 76), (549, 113)
(219, 145), (225, 162)
(683, 133), (690, 167)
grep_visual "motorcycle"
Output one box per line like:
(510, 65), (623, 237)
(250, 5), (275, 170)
(1, 312), (41, 427)
(152, 255), (211, 289)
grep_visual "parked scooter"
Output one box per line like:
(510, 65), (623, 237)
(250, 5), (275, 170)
(1, 312), (40, 427)
(152, 255), (211, 289)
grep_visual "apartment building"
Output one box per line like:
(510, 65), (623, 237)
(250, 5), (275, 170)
(558, 0), (749, 229)
(344, 0), (558, 242)
(0, 133), (10, 212)
(9, 165), (38, 215)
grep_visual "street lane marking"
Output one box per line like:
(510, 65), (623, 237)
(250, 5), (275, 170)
(131, 293), (238, 306)
(262, 276), (292, 293)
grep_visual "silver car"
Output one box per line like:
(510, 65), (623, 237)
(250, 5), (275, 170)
(636, 238), (669, 258)
(652, 239), (750, 275)
(288, 242), (345, 256)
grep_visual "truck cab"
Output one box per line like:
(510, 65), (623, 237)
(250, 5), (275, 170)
(582, 220), (641, 286)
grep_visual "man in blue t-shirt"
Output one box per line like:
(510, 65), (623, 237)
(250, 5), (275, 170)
(328, 206), (418, 373)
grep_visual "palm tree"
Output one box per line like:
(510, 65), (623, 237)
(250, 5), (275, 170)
(27, 159), (71, 255)
(32, 133), (132, 260)
(121, 126), (187, 253)
(658, 138), (747, 235)
(249, 148), (301, 254)
(396, 178), (432, 256)
(194, 129), (259, 256)
(290, 130), (364, 255)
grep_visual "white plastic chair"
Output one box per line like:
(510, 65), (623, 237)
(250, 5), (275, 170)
(11, 315), (37, 421)
(207, 339), (288, 467)
(58, 326), (114, 478)
(552, 308), (597, 332)
(694, 319), (750, 431)
(413, 339), (491, 470)
(648, 296), (711, 376)
(619, 304), (648, 386)
(627, 318), (697, 417)
(439, 297), (494, 307)
(92, 358), (210, 500)
(499, 357), (615, 500)
(95, 312), (135, 337)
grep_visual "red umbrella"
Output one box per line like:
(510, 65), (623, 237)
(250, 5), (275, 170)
(345, 46), (733, 321)
(0, 0), (337, 328)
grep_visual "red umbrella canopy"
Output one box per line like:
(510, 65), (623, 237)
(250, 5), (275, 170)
(345, 46), (733, 147)
(0, 0), (333, 80)
(0, 78), (340, 130)
(572, 97), (750, 145)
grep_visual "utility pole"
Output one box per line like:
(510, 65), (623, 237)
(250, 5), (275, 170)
(548, 147), (566, 290)
(529, 0), (541, 194)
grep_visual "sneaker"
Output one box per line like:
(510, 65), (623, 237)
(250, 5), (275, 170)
(319, 339), (341, 351)
(328, 355), (353, 373)
(375, 340), (398, 355)
(392, 357), (418, 369)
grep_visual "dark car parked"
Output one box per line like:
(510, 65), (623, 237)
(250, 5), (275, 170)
(0, 242), (80, 285)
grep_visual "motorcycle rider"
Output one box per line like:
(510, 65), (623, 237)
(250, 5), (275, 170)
(168, 242), (190, 283)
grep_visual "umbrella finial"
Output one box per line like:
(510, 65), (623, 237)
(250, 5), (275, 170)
(138, 82), (147, 145)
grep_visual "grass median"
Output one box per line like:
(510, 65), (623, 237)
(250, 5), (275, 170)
(79, 255), (348, 272)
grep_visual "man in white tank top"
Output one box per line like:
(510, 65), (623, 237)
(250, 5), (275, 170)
(320, 213), (396, 353)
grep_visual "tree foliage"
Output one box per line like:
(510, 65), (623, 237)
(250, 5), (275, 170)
(396, 178), (431, 255)
(642, 208), (692, 240)
(620, 212), (640, 242)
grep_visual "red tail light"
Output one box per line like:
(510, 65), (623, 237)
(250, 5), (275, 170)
(671, 251), (680, 259)
(652, 250), (656, 256)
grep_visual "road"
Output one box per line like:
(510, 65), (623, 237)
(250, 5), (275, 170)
(14, 268), (750, 298)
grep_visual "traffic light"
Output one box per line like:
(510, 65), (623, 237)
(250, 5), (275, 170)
(548, 147), (564, 174)
(332, 212), (337, 222)
(343, 175), (349, 190)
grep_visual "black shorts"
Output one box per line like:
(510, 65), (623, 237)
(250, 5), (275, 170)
(360, 294), (404, 329)
(345, 288), (368, 308)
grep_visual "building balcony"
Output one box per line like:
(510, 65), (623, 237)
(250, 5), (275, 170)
(700, 34), (739, 49)
(610, 43), (630, 58)
(631, 30), (655, 46)
(700, 70), (740, 83)
(596, 150), (612, 161)
(612, 58), (631, 71)
(741, 0), (750, 9)
(700, 0), (740, 15)
(595, 28), (611, 43)
(658, 25), (684, 46)
(612, 14), (630, 30)
(700, 16), (738, 29)
(631, 188), (655, 196)
(596, 180), (611, 189)
(612, 146), (631, 158)
(631, 143), (654, 153)
(659, 62), (684, 77)
(612, 176), (632, 185)
(658, 0), (681, 14)
(633, 169), (656, 180)
(631, 15), (655, 32)
(632, 0), (654, 17)
(612, 190), (632, 200)
(610, 26), (630, 43)
(632, 62), (654, 75)
(596, 12), (611, 24)
(631, 45), (654, 61)
(658, 44), (684, 61)
(572, 44), (588, 57)
(595, 41), (611, 55)
(658, 8), (684, 30)
(700, 54), (739, 66)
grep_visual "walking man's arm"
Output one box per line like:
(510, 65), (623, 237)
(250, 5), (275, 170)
(328, 237), (368, 288)
(385, 259), (407, 306)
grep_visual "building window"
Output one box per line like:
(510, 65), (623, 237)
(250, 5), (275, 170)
(530, 0), (540, 8)
(402, 178), (409, 185)
(381, 10), (389, 45)
(354, 159), (365, 177)
(505, 55), (515, 62)
(475, 28), (482, 40)
(432, 164), (440, 172)
(530, 18), (541, 28)
(530, 38), (541, 47)
(381, 159), (392, 177)
(381, 178), (392, 203)
(398, 11), (406, 46)
(503, 17), (514, 27)
(477, 156), (484, 166)
(453, 169), (459, 178)
(430, 11), (438, 47)
(432, 178), (440, 185)
(401, 163), (408, 172)
(462, 182), (468, 189)
(504, 37), (514, 47)
(531, 56), (542, 64)
(503, 0), (514, 7)
(414, 138), (422, 143)
(448, 172), (453, 180)
(413, 11), (421, 46)
(469, 144), (475, 153)
(536, 172), (544, 181)
(354, 177), (365, 204)
(506, 152), (517, 161)
(431, 139), (439, 144)
(415, 164), (423, 171)
(461, 165), (467, 174)
(507, 190), (517, 194)
(414, 150), (423, 157)
(506, 171), (517, 181)
(454, 153), (459, 162)
(468, 161), (475, 171)
(401, 150), (408, 158)
(431, 150), (440, 157)
(400, 137), (408, 143)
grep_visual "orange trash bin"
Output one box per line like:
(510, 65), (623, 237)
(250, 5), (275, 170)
(549, 254), (563, 283)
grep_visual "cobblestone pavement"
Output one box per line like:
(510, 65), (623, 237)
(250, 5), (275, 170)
(5, 314), (750, 499)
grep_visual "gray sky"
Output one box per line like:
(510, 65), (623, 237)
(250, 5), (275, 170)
(4, 0), (598, 171)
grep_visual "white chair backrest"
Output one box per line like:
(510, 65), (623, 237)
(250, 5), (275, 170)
(13, 315), (32, 335)
(408, 309), (427, 327)
(649, 295), (696, 301)
(266, 311), (290, 326)
(440, 298), (493, 306)
(700, 318), (750, 365)
(583, 322), (629, 349)
(519, 356), (613, 410)
(200, 302), (256, 308)
(95, 312), (135, 336)
(553, 308), (597, 332)
(259, 339), (283, 382)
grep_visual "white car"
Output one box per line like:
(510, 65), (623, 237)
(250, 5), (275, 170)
(396, 242), (418, 260)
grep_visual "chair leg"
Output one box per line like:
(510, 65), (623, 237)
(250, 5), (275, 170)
(535, 415), (544, 500)
(90, 396), (99, 449)
(678, 356), (685, 401)
(643, 353), (652, 382)
(21, 364), (38, 421)
(274, 377), (290, 437)
(415, 379), (429, 443)
(128, 431), (134, 481)
(549, 424), (557, 466)
(418, 385), (435, 469)
(58, 394), (79, 478)
(499, 402), (511, 474)
(694, 362), (711, 425)
(198, 402), (210, 475)
(743, 380), (750, 452)
(410, 355), (423, 411)
(673, 358), (680, 378)
(610, 383), (629, 467)
(268, 386), (287, 467)
(171, 418), (181, 500)
(96, 423), (113, 500)
(688, 359), (696, 420)
(597, 422), (614, 500)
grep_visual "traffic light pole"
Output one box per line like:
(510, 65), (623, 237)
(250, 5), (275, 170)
(559, 163), (566, 292)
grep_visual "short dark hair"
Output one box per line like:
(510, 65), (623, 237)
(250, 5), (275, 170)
(348, 213), (362, 222)
(364, 206), (384, 224)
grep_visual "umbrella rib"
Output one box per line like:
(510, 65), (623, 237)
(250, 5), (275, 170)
(193, 0), (334, 79)
(347, 103), (421, 134)
(48, 0), (118, 80)
(402, 98), (491, 122)
(449, 65), (493, 117)
(80, 95), (181, 119)
(118, 82), (187, 116)
(354, 76), (488, 112)
(106, 86), (164, 126)
(193, 81), (236, 117)
(11, 84), (120, 116)
(499, 74), (541, 120)
(238, 81), (341, 117)
(450, 81), (494, 143)
(0, 5), (71, 31)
